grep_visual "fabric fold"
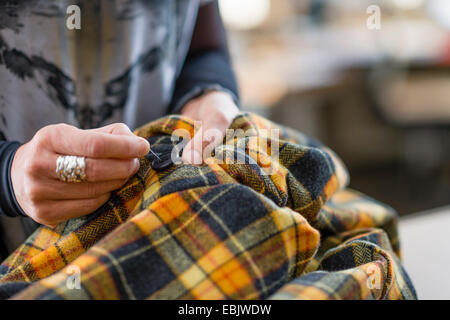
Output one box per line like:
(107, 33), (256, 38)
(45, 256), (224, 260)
(0, 113), (416, 300)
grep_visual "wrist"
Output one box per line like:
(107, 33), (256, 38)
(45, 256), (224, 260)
(181, 90), (239, 122)
(172, 83), (240, 115)
(182, 89), (232, 110)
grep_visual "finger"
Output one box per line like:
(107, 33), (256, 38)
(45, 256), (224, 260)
(182, 119), (227, 165)
(87, 123), (135, 137)
(35, 179), (128, 200)
(46, 124), (150, 158)
(38, 194), (111, 226)
(84, 157), (140, 182)
(43, 154), (139, 182)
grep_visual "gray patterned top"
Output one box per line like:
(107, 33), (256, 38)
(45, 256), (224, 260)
(0, 0), (212, 142)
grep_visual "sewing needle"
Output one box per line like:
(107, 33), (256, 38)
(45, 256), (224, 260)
(148, 148), (162, 161)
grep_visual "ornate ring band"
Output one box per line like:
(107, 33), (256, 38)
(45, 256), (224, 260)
(56, 155), (87, 183)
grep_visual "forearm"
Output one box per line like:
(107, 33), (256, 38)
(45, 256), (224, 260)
(0, 141), (26, 218)
(168, 1), (240, 114)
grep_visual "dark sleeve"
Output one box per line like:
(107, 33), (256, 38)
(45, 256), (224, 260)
(0, 141), (27, 218)
(168, 0), (240, 114)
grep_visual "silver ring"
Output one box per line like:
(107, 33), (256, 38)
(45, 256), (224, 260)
(56, 155), (87, 183)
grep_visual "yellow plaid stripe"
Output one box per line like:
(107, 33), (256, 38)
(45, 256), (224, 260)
(0, 113), (415, 300)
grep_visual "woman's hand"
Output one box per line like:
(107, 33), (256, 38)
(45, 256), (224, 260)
(181, 91), (239, 164)
(11, 123), (150, 227)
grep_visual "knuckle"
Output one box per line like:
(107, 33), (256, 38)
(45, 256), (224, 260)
(34, 123), (71, 150)
(27, 181), (42, 201)
(30, 205), (60, 227)
(85, 183), (100, 198)
(34, 128), (50, 147)
(86, 137), (104, 157)
(114, 123), (130, 132)
(37, 124), (55, 136)
(52, 123), (70, 131)
(87, 160), (102, 181)
(36, 124), (63, 140)
(56, 123), (72, 130)
(33, 137), (47, 151)
(23, 157), (40, 176)
(31, 206), (50, 224)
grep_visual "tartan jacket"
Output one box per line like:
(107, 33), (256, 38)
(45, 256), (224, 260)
(0, 113), (416, 299)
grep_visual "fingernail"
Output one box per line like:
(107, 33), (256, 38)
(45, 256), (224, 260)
(136, 137), (150, 156)
(133, 158), (140, 173)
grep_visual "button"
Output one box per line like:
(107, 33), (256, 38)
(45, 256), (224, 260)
(145, 140), (183, 171)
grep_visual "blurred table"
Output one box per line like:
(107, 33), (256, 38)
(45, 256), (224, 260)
(229, 17), (449, 109)
(369, 66), (450, 126)
(399, 205), (450, 299)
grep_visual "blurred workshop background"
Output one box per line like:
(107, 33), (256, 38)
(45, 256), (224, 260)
(218, 0), (450, 299)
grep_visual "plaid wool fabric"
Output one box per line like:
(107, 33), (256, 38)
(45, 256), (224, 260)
(0, 113), (416, 299)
